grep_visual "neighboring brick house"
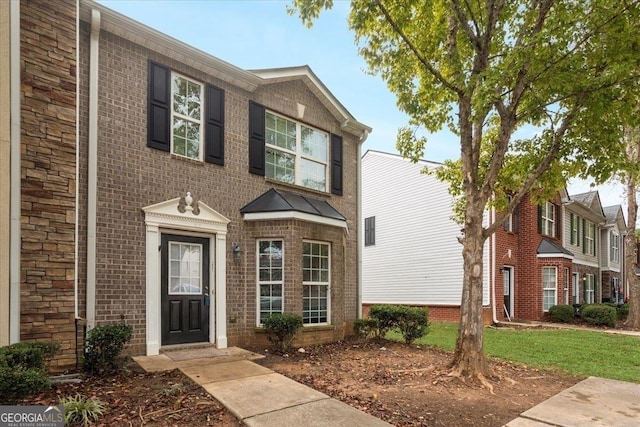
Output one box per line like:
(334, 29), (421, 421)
(2, 0), (370, 369)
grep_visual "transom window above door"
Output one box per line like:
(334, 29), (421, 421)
(265, 111), (329, 192)
(171, 73), (203, 160)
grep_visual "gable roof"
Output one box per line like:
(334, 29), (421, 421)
(240, 188), (347, 228)
(603, 205), (627, 231)
(80, 0), (370, 138)
(567, 191), (605, 222)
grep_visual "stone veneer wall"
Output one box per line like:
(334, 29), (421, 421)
(20, 0), (77, 369)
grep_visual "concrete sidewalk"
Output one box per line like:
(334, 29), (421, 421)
(134, 347), (392, 427)
(505, 376), (640, 427)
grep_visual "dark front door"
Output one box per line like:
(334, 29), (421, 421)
(503, 267), (513, 319)
(161, 234), (210, 345)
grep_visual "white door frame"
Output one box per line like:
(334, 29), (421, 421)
(143, 196), (230, 356)
(503, 266), (514, 319)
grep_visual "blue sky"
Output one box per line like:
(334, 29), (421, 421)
(98, 0), (626, 210)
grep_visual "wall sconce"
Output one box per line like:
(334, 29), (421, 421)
(232, 243), (241, 261)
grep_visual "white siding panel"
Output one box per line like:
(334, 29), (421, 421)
(362, 151), (490, 306)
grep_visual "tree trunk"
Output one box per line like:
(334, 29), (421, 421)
(624, 174), (640, 328)
(449, 198), (492, 384)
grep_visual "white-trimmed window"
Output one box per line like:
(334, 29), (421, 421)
(257, 240), (284, 325)
(585, 274), (595, 304)
(540, 202), (555, 237)
(570, 213), (580, 246)
(169, 242), (202, 295)
(303, 241), (330, 325)
(265, 111), (329, 192)
(585, 222), (596, 256)
(610, 232), (620, 262)
(542, 266), (557, 311)
(171, 72), (203, 160)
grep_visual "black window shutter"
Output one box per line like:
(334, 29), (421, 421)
(570, 213), (575, 244)
(331, 134), (343, 195)
(582, 218), (587, 254)
(147, 61), (170, 151)
(554, 204), (561, 239)
(537, 205), (542, 234)
(205, 84), (224, 165)
(248, 101), (265, 176)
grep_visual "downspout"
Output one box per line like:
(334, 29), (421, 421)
(357, 129), (369, 319)
(9, 0), (21, 343)
(74, 0), (80, 319)
(86, 9), (100, 330)
(491, 206), (499, 325)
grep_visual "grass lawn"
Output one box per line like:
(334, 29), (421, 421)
(389, 322), (640, 383)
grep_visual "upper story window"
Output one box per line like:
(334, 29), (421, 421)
(171, 73), (203, 160)
(503, 195), (514, 232)
(610, 232), (619, 262)
(584, 222), (596, 256)
(265, 112), (329, 192)
(540, 202), (556, 237)
(364, 216), (376, 246)
(147, 62), (225, 165)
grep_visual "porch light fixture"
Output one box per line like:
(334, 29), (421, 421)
(233, 243), (241, 261)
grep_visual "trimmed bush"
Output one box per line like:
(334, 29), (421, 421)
(396, 306), (429, 344)
(617, 304), (629, 321)
(369, 305), (401, 338)
(83, 323), (132, 374)
(354, 317), (379, 339)
(262, 313), (303, 353)
(581, 304), (617, 327)
(0, 342), (60, 402)
(548, 304), (575, 323)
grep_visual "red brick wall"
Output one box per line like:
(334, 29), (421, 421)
(362, 304), (493, 325)
(20, 0), (78, 369)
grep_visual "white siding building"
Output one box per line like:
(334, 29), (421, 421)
(361, 150), (489, 320)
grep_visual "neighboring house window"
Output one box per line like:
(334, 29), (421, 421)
(147, 62), (225, 165)
(257, 240), (284, 325)
(584, 222), (596, 256)
(303, 241), (330, 325)
(570, 213), (580, 246)
(542, 266), (557, 311)
(364, 216), (376, 246)
(611, 277), (619, 302)
(610, 232), (619, 262)
(265, 111), (329, 192)
(585, 274), (595, 304)
(503, 195), (514, 232)
(539, 202), (556, 237)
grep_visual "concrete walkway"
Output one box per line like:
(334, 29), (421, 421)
(134, 347), (392, 427)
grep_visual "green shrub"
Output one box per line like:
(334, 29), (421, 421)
(548, 304), (575, 323)
(395, 306), (429, 344)
(353, 317), (379, 339)
(83, 323), (132, 374)
(369, 305), (402, 338)
(60, 394), (105, 426)
(0, 342), (59, 403)
(617, 304), (629, 320)
(581, 304), (617, 327)
(262, 313), (303, 353)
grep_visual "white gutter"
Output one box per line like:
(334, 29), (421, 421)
(9, 0), (20, 343)
(357, 130), (369, 319)
(491, 206), (499, 325)
(86, 8), (100, 329)
(74, 0), (80, 319)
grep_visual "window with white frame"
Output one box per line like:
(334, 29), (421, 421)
(570, 213), (579, 246)
(257, 240), (283, 325)
(303, 241), (330, 325)
(585, 274), (595, 303)
(610, 232), (620, 262)
(503, 195), (513, 232)
(265, 111), (329, 192)
(585, 222), (596, 256)
(171, 72), (203, 160)
(542, 267), (557, 311)
(540, 202), (555, 237)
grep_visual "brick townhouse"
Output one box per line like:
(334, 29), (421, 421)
(1, 0), (371, 369)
